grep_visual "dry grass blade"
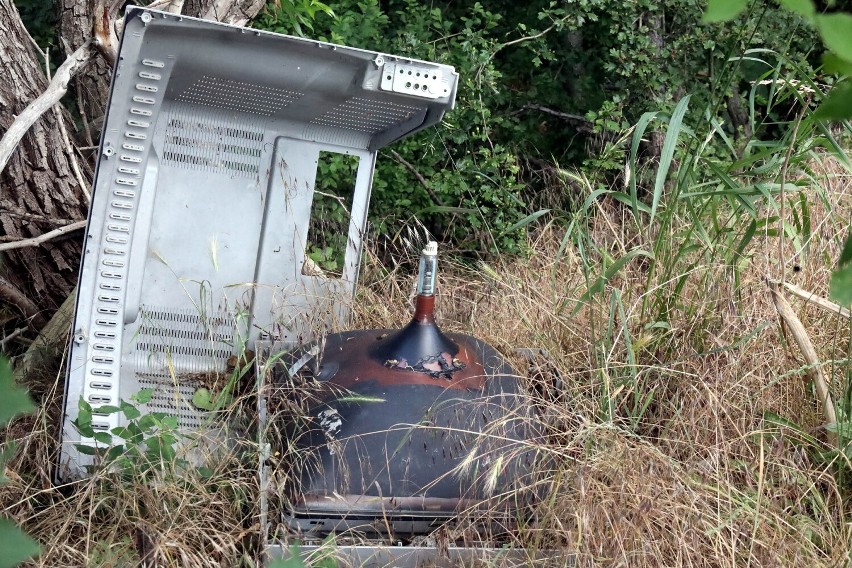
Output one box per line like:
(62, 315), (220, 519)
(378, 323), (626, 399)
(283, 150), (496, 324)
(768, 279), (838, 446)
(1, 154), (850, 566)
(780, 280), (852, 319)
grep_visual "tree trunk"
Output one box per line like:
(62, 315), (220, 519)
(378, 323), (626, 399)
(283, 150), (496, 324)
(57, 0), (112, 146)
(0, 0), (89, 320)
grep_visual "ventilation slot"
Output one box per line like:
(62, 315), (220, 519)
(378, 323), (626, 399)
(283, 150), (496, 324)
(137, 373), (206, 429)
(135, 306), (233, 374)
(176, 76), (302, 116)
(310, 97), (421, 134)
(162, 105), (265, 177)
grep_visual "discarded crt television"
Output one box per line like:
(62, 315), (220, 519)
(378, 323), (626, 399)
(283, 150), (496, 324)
(260, 243), (536, 541)
(58, 6), (539, 562)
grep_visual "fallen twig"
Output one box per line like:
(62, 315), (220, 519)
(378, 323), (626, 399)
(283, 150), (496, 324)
(54, 106), (91, 203)
(13, 289), (75, 384)
(768, 279), (838, 446)
(0, 43), (91, 180)
(0, 327), (26, 349)
(0, 220), (87, 253)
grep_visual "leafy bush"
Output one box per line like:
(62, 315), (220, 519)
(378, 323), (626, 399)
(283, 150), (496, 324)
(0, 357), (39, 567)
(255, 0), (825, 254)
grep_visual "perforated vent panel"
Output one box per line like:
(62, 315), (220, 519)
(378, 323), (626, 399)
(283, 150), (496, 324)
(135, 306), (233, 374)
(137, 373), (205, 429)
(163, 105), (265, 176)
(310, 97), (421, 134)
(176, 76), (303, 116)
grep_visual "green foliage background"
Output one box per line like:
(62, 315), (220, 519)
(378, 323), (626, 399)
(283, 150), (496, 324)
(255, 0), (823, 254)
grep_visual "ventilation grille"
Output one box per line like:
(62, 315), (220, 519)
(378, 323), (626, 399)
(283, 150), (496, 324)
(310, 97), (421, 134)
(135, 306), (233, 374)
(137, 373), (205, 429)
(162, 105), (265, 177)
(176, 76), (302, 116)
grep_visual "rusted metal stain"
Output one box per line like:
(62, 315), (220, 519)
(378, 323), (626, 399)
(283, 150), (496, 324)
(317, 330), (488, 391)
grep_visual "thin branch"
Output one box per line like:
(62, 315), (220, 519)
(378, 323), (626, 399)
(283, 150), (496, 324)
(314, 190), (350, 212)
(0, 276), (46, 329)
(493, 22), (558, 56)
(0, 220), (87, 253)
(0, 43), (91, 180)
(53, 105), (91, 203)
(388, 149), (445, 207)
(515, 104), (595, 133)
(75, 85), (94, 148)
(44, 42), (92, 203)
(0, 327), (26, 349)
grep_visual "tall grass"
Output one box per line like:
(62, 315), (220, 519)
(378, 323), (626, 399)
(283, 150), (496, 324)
(0, 150), (848, 564)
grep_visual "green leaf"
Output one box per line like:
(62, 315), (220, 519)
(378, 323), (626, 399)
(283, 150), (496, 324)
(629, 111), (659, 217)
(702, 0), (748, 23)
(829, 233), (852, 306)
(120, 400), (141, 420)
(93, 432), (113, 445)
(92, 405), (122, 415)
(131, 388), (154, 404)
(574, 248), (654, 311)
(0, 359), (35, 426)
(815, 81), (852, 120)
(0, 517), (40, 567)
(74, 444), (99, 456)
(778, 0), (815, 19)
(839, 232), (852, 266)
(651, 95), (691, 227)
(829, 265), (852, 306)
(822, 53), (852, 75)
(332, 395), (386, 404)
(817, 14), (852, 63)
(501, 209), (550, 234)
(106, 445), (126, 461)
(161, 416), (179, 429)
(192, 388), (215, 411)
(111, 426), (131, 439)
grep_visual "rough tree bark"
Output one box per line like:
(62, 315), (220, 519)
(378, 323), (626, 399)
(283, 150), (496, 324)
(57, 0), (113, 145)
(0, 0), (89, 321)
(181, 0), (267, 24)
